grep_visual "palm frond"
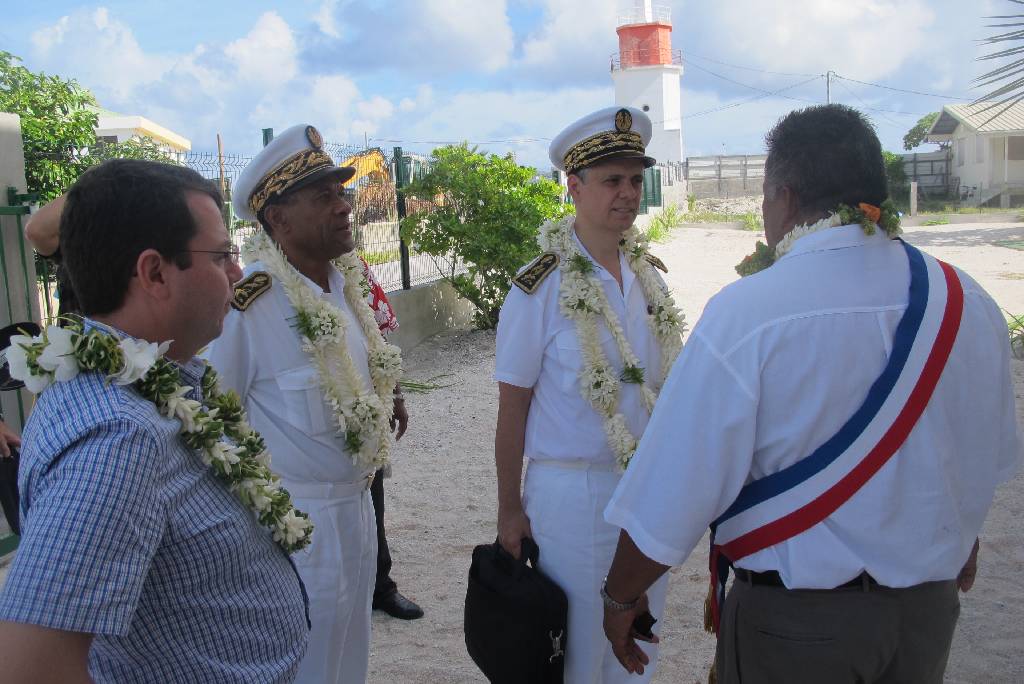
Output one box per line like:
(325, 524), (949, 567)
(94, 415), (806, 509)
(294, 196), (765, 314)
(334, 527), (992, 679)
(975, 1), (1024, 121)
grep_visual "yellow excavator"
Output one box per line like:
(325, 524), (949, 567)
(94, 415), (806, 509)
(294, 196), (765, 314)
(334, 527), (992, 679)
(339, 148), (391, 187)
(338, 148), (396, 224)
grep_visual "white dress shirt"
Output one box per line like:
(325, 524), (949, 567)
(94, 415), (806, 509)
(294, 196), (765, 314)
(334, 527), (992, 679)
(206, 260), (375, 484)
(495, 234), (665, 465)
(606, 225), (1022, 589)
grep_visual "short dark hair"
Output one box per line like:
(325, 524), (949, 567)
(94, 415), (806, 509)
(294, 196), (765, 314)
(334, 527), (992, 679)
(60, 159), (223, 315)
(764, 104), (888, 216)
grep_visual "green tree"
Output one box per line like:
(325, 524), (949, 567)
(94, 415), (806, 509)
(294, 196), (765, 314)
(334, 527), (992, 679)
(0, 51), (98, 200)
(1, 51), (176, 201)
(883, 150), (908, 201)
(902, 112), (942, 151)
(400, 143), (570, 329)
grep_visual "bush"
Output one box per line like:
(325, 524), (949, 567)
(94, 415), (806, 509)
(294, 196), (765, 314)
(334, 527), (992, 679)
(399, 143), (570, 329)
(883, 150), (908, 203)
(1008, 311), (1024, 360)
(686, 193), (697, 212)
(739, 212), (763, 231)
(645, 203), (684, 242)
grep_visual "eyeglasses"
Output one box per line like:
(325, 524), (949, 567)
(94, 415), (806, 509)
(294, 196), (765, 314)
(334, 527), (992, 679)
(180, 248), (241, 265)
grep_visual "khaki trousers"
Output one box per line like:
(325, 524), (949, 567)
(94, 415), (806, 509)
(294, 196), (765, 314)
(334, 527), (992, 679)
(715, 575), (959, 684)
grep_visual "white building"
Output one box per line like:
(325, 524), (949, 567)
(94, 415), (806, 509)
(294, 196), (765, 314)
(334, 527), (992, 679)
(927, 102), (1024, 206)
(92, 107), (191, 160)
(610, 0), (684, 165)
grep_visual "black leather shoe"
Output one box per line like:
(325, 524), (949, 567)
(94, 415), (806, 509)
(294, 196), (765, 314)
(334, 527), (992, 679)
(373, 590), (424, 620)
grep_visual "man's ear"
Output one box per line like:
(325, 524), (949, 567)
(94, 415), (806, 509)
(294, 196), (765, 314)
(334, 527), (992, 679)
(566, 174), (583, 203)
(263, 204), (289, 235)
(779, 185), (803, 227)
(134, 248), (172, 301)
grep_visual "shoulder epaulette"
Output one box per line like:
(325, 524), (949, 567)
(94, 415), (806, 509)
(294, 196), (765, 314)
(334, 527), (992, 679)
(231, 271), (272, 311)
(644, 252), (668, 274)
(512, 252), (560, 294)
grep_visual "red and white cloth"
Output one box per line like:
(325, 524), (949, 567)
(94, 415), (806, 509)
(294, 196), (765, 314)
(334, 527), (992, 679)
(358, 257), (398, 336)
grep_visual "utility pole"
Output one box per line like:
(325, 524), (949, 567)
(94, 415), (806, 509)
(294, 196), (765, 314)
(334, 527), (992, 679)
(826, 71), (833, 104)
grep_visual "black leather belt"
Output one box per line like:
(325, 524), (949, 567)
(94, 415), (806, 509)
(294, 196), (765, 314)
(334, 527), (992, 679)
(734, 567), (880, 590)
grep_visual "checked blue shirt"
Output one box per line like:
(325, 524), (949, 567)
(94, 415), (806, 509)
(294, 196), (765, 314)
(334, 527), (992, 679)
(0, 342), (309, 682)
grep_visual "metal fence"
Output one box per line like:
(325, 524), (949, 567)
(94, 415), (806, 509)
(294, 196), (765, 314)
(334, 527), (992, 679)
(900, 150), (952, 198)
(182, 144), (449, 293)
(683, 154), (766, 199)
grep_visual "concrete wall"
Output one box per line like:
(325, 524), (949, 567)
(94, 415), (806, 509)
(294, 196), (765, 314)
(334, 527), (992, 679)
(386, 278), (475, 352)
(0, 113), (40, 435)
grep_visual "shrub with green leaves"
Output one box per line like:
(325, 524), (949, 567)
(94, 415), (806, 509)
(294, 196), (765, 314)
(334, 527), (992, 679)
(1008, 311), (1024, 360)
(645, 203), (684, 242)
(399, 143), (570, 329)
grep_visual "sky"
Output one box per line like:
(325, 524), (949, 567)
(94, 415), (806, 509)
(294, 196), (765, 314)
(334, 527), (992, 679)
(0, 0), (1005, 170)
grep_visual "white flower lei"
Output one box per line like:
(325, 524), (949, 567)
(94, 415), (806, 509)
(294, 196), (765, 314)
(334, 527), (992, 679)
(243, 233), (403, 471)
(538, 215), (685, 469)
(772, 213), (845, 259)
(6, 323), (314, 553)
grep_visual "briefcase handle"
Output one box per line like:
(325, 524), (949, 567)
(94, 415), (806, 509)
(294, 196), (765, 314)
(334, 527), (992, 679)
(492, 536), (541, 577)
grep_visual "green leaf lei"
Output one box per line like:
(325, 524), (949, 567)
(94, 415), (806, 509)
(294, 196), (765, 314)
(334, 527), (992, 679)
(735, 199), (902, 277)
(8, 323), (314, 553)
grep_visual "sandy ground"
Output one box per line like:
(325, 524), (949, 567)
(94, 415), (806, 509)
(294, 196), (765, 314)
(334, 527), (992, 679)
(370, 220), (1024, 683)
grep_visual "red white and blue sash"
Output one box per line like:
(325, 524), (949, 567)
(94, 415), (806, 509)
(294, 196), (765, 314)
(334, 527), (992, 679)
(706, 240), (964, 634)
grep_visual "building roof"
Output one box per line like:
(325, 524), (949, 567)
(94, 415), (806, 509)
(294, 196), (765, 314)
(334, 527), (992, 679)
(927, 102), (1024, 141)
(88, 105), (191, 152)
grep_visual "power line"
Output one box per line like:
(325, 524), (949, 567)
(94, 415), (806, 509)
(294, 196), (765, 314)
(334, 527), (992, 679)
(680, 50), (819, 78)
(833, 78), (909, 128)
(683, 75), (824, 119)
(682, 57), (821, 106)
(832, 74), (971, 101)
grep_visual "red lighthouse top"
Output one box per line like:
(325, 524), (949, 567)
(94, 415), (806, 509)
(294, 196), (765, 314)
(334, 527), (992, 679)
(613, 3), (680, 69)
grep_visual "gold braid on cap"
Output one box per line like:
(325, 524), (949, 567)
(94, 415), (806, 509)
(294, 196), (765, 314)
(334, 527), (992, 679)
(563, 130), (645, 175)
(248, 148), (336, 218)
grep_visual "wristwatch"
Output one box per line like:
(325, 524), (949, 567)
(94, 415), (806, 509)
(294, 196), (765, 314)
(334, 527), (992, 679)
(600, 578), (640, 611)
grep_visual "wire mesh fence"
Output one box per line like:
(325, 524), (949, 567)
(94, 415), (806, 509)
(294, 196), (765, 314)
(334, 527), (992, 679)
(182, 143), (457, 292)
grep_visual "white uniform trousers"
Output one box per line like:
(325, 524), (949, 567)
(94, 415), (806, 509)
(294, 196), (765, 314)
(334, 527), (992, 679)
(524, 460), (669, 684)
(288, 477), (378, 684)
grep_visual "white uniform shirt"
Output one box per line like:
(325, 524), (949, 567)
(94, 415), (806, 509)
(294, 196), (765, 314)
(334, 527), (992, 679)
(495, 234), (664, 465)
(206, 261), (376, 485)
(606, 225), (1022, 589)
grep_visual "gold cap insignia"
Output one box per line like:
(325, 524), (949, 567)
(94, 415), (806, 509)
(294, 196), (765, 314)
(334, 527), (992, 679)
(306, 126), (324, 150)
(614, 109), (633, 133)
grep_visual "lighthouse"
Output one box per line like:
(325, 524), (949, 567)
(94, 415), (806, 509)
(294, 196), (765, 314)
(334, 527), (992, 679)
(610, 1), (683, 165)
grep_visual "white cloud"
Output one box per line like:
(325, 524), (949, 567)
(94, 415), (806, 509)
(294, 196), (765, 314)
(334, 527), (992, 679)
(308, 0), (515, 75)
(389, 86), (614, 169)
(421, 0), (515, 72)
(399, 85), (434, 112)
(519, 0), (617, 68)
(30, 7), (173, 100)
(224, 12), (297, 87)
(313, 0), (342, 39)
(698, 0), (935, 82)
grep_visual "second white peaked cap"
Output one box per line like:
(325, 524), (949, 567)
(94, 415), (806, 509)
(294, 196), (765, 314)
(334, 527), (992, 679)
(548, 106), (656, 174)
(232, 124), (356, 222)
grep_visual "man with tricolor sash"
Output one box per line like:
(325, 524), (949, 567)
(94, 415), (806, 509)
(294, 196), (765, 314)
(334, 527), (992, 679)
(601, 104), (1022, 682)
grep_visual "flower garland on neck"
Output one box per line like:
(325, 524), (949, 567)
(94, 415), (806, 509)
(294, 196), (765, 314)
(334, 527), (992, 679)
(6, 323), (313, 553)
(735, 200), (902, 277)
(539, 215), (685, 469)
(243, 232), (403, 471)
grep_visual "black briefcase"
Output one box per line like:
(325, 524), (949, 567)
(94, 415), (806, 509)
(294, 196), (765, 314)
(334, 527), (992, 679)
(465, 537), (567, 683)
